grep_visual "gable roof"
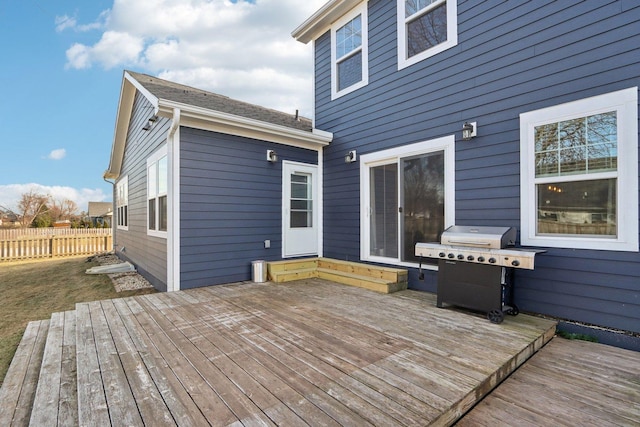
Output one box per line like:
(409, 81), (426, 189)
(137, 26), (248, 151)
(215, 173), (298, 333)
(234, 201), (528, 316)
(105, 70), (332, 179)
(292, 0), (363, 44)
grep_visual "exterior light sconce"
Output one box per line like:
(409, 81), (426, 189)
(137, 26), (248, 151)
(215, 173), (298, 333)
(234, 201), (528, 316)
(267, 149), (278, 162)
(142, 115), (158, 131)
(462, 121), (477, 140)
(345, 150), (357, 163)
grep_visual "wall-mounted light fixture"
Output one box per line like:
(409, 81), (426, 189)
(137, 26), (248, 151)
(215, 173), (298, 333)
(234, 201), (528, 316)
(267, 149), (278, 162)
(462, 121), (477, 140)
(142, 115), (158, 131)
(345, 150), (357, 163)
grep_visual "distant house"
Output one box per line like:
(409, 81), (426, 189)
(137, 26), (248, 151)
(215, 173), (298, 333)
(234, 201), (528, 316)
(88, 202), (113, 227)
(292, 1), (639, 337)
(104, 71), (332, 291)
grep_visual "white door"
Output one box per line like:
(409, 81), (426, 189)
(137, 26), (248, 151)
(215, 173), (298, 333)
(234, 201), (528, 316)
(283, 161), (318, 257)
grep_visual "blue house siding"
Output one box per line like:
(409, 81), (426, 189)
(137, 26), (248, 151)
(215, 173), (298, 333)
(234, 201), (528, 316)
(179, 126), (318, 289)
(116, 93), (169, 291)
(314, 1), (640, 333)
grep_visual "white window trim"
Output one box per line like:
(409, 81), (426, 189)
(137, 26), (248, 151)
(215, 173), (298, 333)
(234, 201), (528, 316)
(520, 87), (638, 252)
(116, 175), (128, 231)
(147, 145), (168, 238)
(331, 2), (369, 100)
(397, 0), (458, 70)
(360, 135), (456, 268)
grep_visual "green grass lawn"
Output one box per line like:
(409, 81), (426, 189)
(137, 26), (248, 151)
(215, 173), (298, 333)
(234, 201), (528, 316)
(0, 257), (156, 387)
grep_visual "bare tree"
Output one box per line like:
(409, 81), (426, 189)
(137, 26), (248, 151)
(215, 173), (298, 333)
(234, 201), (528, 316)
(49, 198), (78, 222)
(17, 190), (49, 228)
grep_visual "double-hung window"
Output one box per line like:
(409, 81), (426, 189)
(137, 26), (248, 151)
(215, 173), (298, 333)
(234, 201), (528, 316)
(398, 0), (457, 69)
(331, 3), (368, 99)
(361, 136), (455, 267)
(520, 87), (638, 251)
(116, 176), (128, 230)
(147, 146), (168, 237)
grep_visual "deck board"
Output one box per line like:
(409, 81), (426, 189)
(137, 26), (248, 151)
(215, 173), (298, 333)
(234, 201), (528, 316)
(29, 311), (64, 426)
(457, 338), (640, 427)
(0, 320), (49, 427)
(57, 310), (77, 426)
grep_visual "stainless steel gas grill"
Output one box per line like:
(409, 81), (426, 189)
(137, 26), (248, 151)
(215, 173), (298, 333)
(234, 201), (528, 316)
(415, 225), (544, 323)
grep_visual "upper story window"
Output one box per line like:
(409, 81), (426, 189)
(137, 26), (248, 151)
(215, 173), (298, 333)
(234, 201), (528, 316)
(331, 3), (368, 99)
(398, 0), (458, 70)
(116, 176), (128, 231)
(147, 146), (168, 238)
(520, 87), (638, 251)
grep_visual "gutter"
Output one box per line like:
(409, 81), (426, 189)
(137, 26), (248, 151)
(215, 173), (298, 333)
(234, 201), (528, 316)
(158, 100), (333, 149)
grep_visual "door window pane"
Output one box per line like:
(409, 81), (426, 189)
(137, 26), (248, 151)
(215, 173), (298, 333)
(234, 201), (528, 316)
(290, 173), (312, 228)
(370, 164), (398, 258)
(402, 152), (445, 262)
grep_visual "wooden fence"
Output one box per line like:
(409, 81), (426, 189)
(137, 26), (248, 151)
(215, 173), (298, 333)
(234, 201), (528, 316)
(0, 228), (112, 240)
(0, 234), (113, 262)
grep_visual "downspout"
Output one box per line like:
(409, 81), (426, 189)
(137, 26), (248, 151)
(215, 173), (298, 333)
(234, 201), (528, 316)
(103, 176), (116, 252)
(167, 108), (181, 292)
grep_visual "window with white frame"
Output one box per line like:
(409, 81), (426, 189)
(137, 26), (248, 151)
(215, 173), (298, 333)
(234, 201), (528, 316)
(397, 0), (457, 70)
(361, 136), (455, 266)
(331, 3), (368, 99)
(116, 176), (128, 230)
(520, 87), (638, 251)
(147, 146), (168, 237)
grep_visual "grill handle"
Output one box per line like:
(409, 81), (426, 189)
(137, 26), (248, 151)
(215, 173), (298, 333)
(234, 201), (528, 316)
(446, 240), (492, 247)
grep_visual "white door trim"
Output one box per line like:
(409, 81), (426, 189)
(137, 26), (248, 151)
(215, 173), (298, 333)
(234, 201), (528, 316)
(282, 161), (319, 258)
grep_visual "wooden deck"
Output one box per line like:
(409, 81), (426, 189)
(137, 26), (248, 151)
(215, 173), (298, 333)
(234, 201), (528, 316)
(456, 338), (640, 426)
(1, 278), (558, 426)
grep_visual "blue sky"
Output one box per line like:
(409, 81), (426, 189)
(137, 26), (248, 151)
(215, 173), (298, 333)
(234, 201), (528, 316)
(0, 0), (324, 214)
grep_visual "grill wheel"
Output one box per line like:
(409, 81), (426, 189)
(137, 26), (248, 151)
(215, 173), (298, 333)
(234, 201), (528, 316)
(487, 309), (505, 324)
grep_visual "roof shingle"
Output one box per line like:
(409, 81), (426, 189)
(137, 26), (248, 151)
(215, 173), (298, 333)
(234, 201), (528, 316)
(127, 71), (312, 132)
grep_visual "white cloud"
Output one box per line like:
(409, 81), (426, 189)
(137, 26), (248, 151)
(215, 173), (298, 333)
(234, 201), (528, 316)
(48, 148), (67, 160)
(63, 0), (327, 115)
(0, 184), (109, 214)
(66, 32), (145, 70)
(55, 15), (77, 32)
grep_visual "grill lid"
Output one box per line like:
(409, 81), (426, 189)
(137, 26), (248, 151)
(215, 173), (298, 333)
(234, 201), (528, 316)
(440, 225), (517, 249)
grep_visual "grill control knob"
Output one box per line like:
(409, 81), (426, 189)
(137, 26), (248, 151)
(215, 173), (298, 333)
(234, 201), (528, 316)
(477, 256), (485, 262)
(457, 254), (465, 260)
(467, 255), (475, 261)
(448, 253), (455, 259)
(439, 252), (446, 258)
(511, 260), (520, 267)
(488, 257), (497, 264)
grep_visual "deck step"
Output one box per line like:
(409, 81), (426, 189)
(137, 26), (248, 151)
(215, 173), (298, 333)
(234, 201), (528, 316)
(29, 311), (78, 427)
(0, 320), (50, 427)
(267, 257), (408, 294)
(270, 267), (317, 282)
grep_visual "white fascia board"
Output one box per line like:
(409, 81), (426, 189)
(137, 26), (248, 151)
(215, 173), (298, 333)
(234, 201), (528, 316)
(123, 71), (159, 112)
(104, 72), (161, 180)
(158, 100), (333, 150)
(292, 0), (365, 44)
